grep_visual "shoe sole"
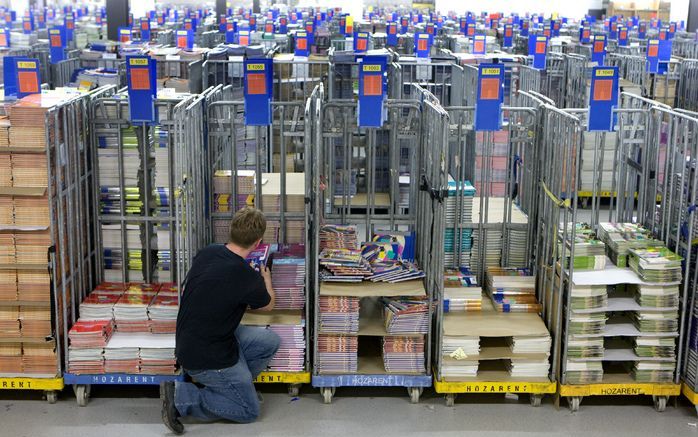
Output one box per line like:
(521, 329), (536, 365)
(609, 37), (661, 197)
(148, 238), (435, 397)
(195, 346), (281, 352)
(160, 383), (183, 435)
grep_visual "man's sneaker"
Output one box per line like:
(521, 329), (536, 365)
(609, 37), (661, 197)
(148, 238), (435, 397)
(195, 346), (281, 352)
(160, 381), (184, 435)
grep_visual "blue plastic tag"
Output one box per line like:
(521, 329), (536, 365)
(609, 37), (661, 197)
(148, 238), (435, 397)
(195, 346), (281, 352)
(126, 55), (157, 123)
(528, 35), (547, 69)
(588, 66), (618, 131)
(243, 58), (273, 126)
(475, 63), (504, 131)
(358, 56), (387, 128)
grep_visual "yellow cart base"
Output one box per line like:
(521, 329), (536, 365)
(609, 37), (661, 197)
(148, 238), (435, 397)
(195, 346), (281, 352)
(434, 379), (557, 407)
(559, 383), (680, 412)
(253, 371), (310, 396)
(681, 383), (698, 414)
(0, 377), (64, 403)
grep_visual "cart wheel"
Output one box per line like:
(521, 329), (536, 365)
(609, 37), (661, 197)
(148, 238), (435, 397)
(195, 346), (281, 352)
(445, 393), (456, 407)
(408, 387), (422, 404)
(567, 396), (582, 413)
(321, 387), (334, 404)
(581, 197), (589, 209)
(653, 395), (667, 412)
(45, 390), (58, 404)
(75, 384), (90, 407)
(288, 384), (301, 397)
(530, 394), (543, 407)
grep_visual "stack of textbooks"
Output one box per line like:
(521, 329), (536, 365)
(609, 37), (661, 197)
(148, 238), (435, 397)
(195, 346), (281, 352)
(104, 346), (141, 373)
(212, 170), (255, 213)
(565, 361), (604, 384)
(68, 320), (115, 347)
(485, 267), (541, 313)
(319, 224), (358, 250)
(507, 358), (550, 378)
(634, 338), (676, 358)
(569, 313), (607, 335)
(444, 179), (475, 267)
(635, 285), (679, 308)
(567, 338), (604, 359)
(147, 293), (178, 334)
(267, 324), (305, 372)
(382, 298), (429, 334)
(628, 247), (682, 283)
(140, 348), (177, 374)
(382, 336), (425, 374)
(632, 311), (678, 333)
(318, 296), (359, 334)
(631, 362), (674, 383)
(316, 334), (358, 373)
(597, 223), (662, 267)
(270, 252), (305, 310)
(564, 223), (607, 270)
(570, 285), (608, 310)
(443, 268), (482, 312)
(68, 347), (105, 374)
(79, 292), (121, 320)
(441, 336), (479, 378)
(113, 290), (157, 333)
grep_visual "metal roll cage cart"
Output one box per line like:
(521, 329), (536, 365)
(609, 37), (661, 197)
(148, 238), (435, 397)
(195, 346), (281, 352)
(433, 67), (557, 406)
(310, 84), (447, 404)
(0, 88), (111, 403)
(62, 85), (214, 406)
(547, 93), (685, 412)
(206, 77), (317, 395)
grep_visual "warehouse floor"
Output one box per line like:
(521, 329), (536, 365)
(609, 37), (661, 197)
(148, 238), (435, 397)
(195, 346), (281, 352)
(3, 386), (698, 436)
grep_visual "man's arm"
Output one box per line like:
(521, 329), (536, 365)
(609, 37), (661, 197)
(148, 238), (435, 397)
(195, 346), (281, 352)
(257, 265), (275, 311)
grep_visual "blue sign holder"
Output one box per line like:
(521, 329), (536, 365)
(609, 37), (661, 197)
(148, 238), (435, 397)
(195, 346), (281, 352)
(48, 27), (66, 63)
(295, 31), (310, 57)
(580, 26), (591, 43)
(414, 33), (431, 58)
(354, 32), (369, 53)
(357, 55), (387, 128)
(528, 35), (547, 70)
(588, 66), (618, 131)
(646, 39), (659, 73)
(618, 26), (628, 46)
(176, 30), (194, 50)
(126, 55), (157, 123)
(472, 34), (486, 54)
(475, 63), (504, 131)
(387, 22), (398, 46)
(140, 18), (151, 41)
(243, 58), (273, 126)
(591, 34), (606, 65)
(14, 58), (41, 98)
(503, 24), (513, 48)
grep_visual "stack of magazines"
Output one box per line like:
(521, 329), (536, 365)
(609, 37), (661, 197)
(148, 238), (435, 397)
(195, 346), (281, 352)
(631, 361), (674, 383)
(564, 223), (607, 270)
(68, 320), (115, 348)
(267, 324), (306, 372)
(319, 296), (359, 334)
(485, 267), (541, 313)
(565, 361), (604, 384)
(317, 334), (357, 373)
(441, 336), (479, 378)
(319, 248), (372, 282)
(570, 285), (608, 310)
(382, 336), (425, 374)
(597, 223), (662, 267)
(319, 224), (358, 250)
(443, 268), (482, 312)
(628, 247), (682, 283)
(382, 298), (429, 334)
(147, 293), (178, 334)
(270, 245), (305, 310)
(140, 348), (177, 374)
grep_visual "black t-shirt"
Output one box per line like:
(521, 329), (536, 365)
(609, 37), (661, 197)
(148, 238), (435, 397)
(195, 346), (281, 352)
(175, 244), (271, 370)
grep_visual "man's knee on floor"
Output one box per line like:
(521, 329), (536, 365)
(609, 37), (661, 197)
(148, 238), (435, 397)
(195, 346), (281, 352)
(235, 398), (261, 424)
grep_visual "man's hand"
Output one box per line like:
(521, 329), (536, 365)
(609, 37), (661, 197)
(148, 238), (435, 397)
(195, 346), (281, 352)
(258, 264), (275, 311)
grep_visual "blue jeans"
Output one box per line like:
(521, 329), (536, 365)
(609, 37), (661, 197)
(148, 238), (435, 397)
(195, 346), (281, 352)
(174, 325), (281, 423)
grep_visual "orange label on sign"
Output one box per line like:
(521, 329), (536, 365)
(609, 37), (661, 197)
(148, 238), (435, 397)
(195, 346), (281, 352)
(240, 35), (249, 46)
(23, 21), (30, 30)
(50, 34), (61, 46)
(297, 38), (307, 50)
(266, 24), (273, 32)
(185, 22), (191, 30)
(468, 27), (474, 36)
(177, 36), (187, 48)
(18, 71), (39, 93)
(594, 41), (604, 52)
(129, 68), (151, 90)
(474, 40), (484, 52)
(121, 35), (130, 42)
(535, 41), (546, 54)
(480, 78), (500, 100)
(593, 79), (613, 101)
(357, 38), (367, 51)
(505, 28), (512, 37)
(141, 21), (148, 30)
(0, 34), (7, 46)
(247, 73), (267, 95)
(418, 39), (428, 51)
(648, 45), (659, 57)
(544, 29), (551, 37)
(363, 74), (382, 96)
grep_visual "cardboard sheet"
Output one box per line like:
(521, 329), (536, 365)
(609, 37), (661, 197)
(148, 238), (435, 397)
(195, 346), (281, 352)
(443, 311), (549, 337)
(320, 280), (426, 297)
(242, 309), (303, 326)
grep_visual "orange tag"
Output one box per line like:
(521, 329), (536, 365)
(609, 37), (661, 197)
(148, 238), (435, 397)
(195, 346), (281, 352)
(297, 38), (307, 50)
(240, 35), (249, 46)
(648, 44), (658, 57)
(594, 41), (604, 53)
(474, 40), (484, 52)
(0, 34), (7, 46)
(535, 41), (546, 54)
(480, 78), (500, 100)
(141, 21), (148, 30)
(363, 74), (382, 96)
(593, 79), (612, 101)
(129, 68), (151, 90)
(247, 73), (267, 95)
(177, 36), (187, 48)
(23, 21), (30, 30)
(18, 71), (39, 93)
(357, 38), (367, 51)
(418, 39), (428, 51)
(50, 34), (61, 47)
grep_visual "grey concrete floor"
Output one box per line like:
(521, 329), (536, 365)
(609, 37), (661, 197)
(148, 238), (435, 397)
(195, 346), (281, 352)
(3, 386), (698, 437)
